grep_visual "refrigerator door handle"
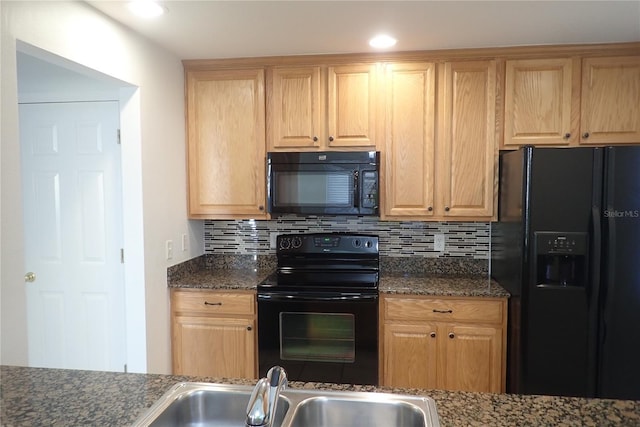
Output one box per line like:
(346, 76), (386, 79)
(586, 147), (604, 398)
(589, 206), (601, 300)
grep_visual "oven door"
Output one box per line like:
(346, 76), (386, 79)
(257, 292), (378, 385)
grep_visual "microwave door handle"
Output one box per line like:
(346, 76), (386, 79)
(353, 170), (359, 208)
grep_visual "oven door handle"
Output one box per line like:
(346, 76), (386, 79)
(258, 293), (378, 302)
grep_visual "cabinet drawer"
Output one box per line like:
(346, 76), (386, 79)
(172, 290), (255, 316)
(383, 296), (503, 324)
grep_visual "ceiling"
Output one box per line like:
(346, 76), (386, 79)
(86, 1), (640, 60)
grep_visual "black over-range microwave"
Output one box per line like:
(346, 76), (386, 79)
(267, 151), (380, 216)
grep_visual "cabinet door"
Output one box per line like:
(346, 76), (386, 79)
(268, 66), (322, 150)
(382, 322), (438, 389)
(439, 61), (496, 218)
(442, 324), (503, 393)
(580, 56), (640, 144)
(327, 64), (377, 148)
(172, 315), (256, 378)
(504, 58), (575, 147)
(383, 62), (437, 218)
(186, 68), (267, 219)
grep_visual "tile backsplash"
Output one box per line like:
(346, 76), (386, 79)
(204, 215), (489, 259)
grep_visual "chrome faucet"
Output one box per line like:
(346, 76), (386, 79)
(246, 366), (288, 427)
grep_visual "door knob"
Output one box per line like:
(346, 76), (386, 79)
(24, 272), (36, 283)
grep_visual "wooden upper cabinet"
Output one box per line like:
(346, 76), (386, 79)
(383, 62), (437, 218)
(326, 64), (378, 148)
(580, 56), (640, 145)
(267, 64), (377, 150)
(382, 60), (496, 221)
(439, 60), (497, 218)
(501, 55), (640, 148)
(504, 58), (575, 147)
(186, 68), (267, 219)
(268, 66), (322, 149)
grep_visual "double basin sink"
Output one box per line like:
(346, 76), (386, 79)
(133, 382), (440, 427)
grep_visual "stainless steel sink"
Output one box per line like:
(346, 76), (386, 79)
(133, 382), (440, 427)
(286, 392), (436, 427)
(133, 383), (290, 427)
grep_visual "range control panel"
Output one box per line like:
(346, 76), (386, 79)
(535, 231), (588, 255)
(277, 233), (378, 254)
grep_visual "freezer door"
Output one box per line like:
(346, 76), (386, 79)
(523, 147), (599, 397)
(599, 146), (640, 400)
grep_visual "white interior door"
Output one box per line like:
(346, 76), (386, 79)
(20, 101), (126, 372)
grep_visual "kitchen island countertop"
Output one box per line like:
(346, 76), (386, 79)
(1, 365), (638, 426)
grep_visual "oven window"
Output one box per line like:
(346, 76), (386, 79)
(279, 312), (355, 363)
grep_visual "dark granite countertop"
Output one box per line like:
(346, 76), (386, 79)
(167, 255), (509, 298)
(168, 268), (272, 291)
(168, 270), (508, 298)
(379, 273), (509, 298)
(2, 365), (639, 426)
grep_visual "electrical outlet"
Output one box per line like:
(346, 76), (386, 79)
(166, 240), (173, 260)
(270, 232), (279, 249)
(434, 234), (445, 252)
(181, 234), (187, 251)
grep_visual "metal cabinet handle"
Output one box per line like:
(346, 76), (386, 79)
(428, 206), (433, 212)
(430, 332), (436, 338)
(204, 301), (223, 306)
(247, 326), (253, 331)
(258, 205), (264, 211)
(24, 272), (36, 282)
(313, 136), (318, 142)
(433, 309), (453, 314)
(448, 332), (455, 339)
(564, 133), (571, 139)
(444, 206), (450, 212)
(328, 136), (334, 142)
(583, 132), (590, 139)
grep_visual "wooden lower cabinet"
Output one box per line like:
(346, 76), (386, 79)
(384, 322), (439, 389)
(381, 295), (507, 393)
(171, 289), (257, 379)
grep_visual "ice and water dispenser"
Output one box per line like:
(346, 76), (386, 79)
(534, 232), (588, 287)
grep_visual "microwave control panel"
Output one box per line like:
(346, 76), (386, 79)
(361, 170), (378, 208)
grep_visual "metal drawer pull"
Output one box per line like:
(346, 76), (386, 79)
(430, 332), (436, 338)
(433, 309), (453, 314)
(449, 333), (455, 339)
(204, 301), (223, 306)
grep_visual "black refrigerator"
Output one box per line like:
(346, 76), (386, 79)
(491, 146), (640, 400)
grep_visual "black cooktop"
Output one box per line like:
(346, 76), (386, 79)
(258, 233), (380, 293)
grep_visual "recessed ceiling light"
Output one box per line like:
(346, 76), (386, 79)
(128, 0), (165, 19)
(369, 34), (397, 49)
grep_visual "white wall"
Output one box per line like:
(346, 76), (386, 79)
(1, 1), (203, 374)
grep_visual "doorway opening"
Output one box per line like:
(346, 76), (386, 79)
(16, 43), (147, 372)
